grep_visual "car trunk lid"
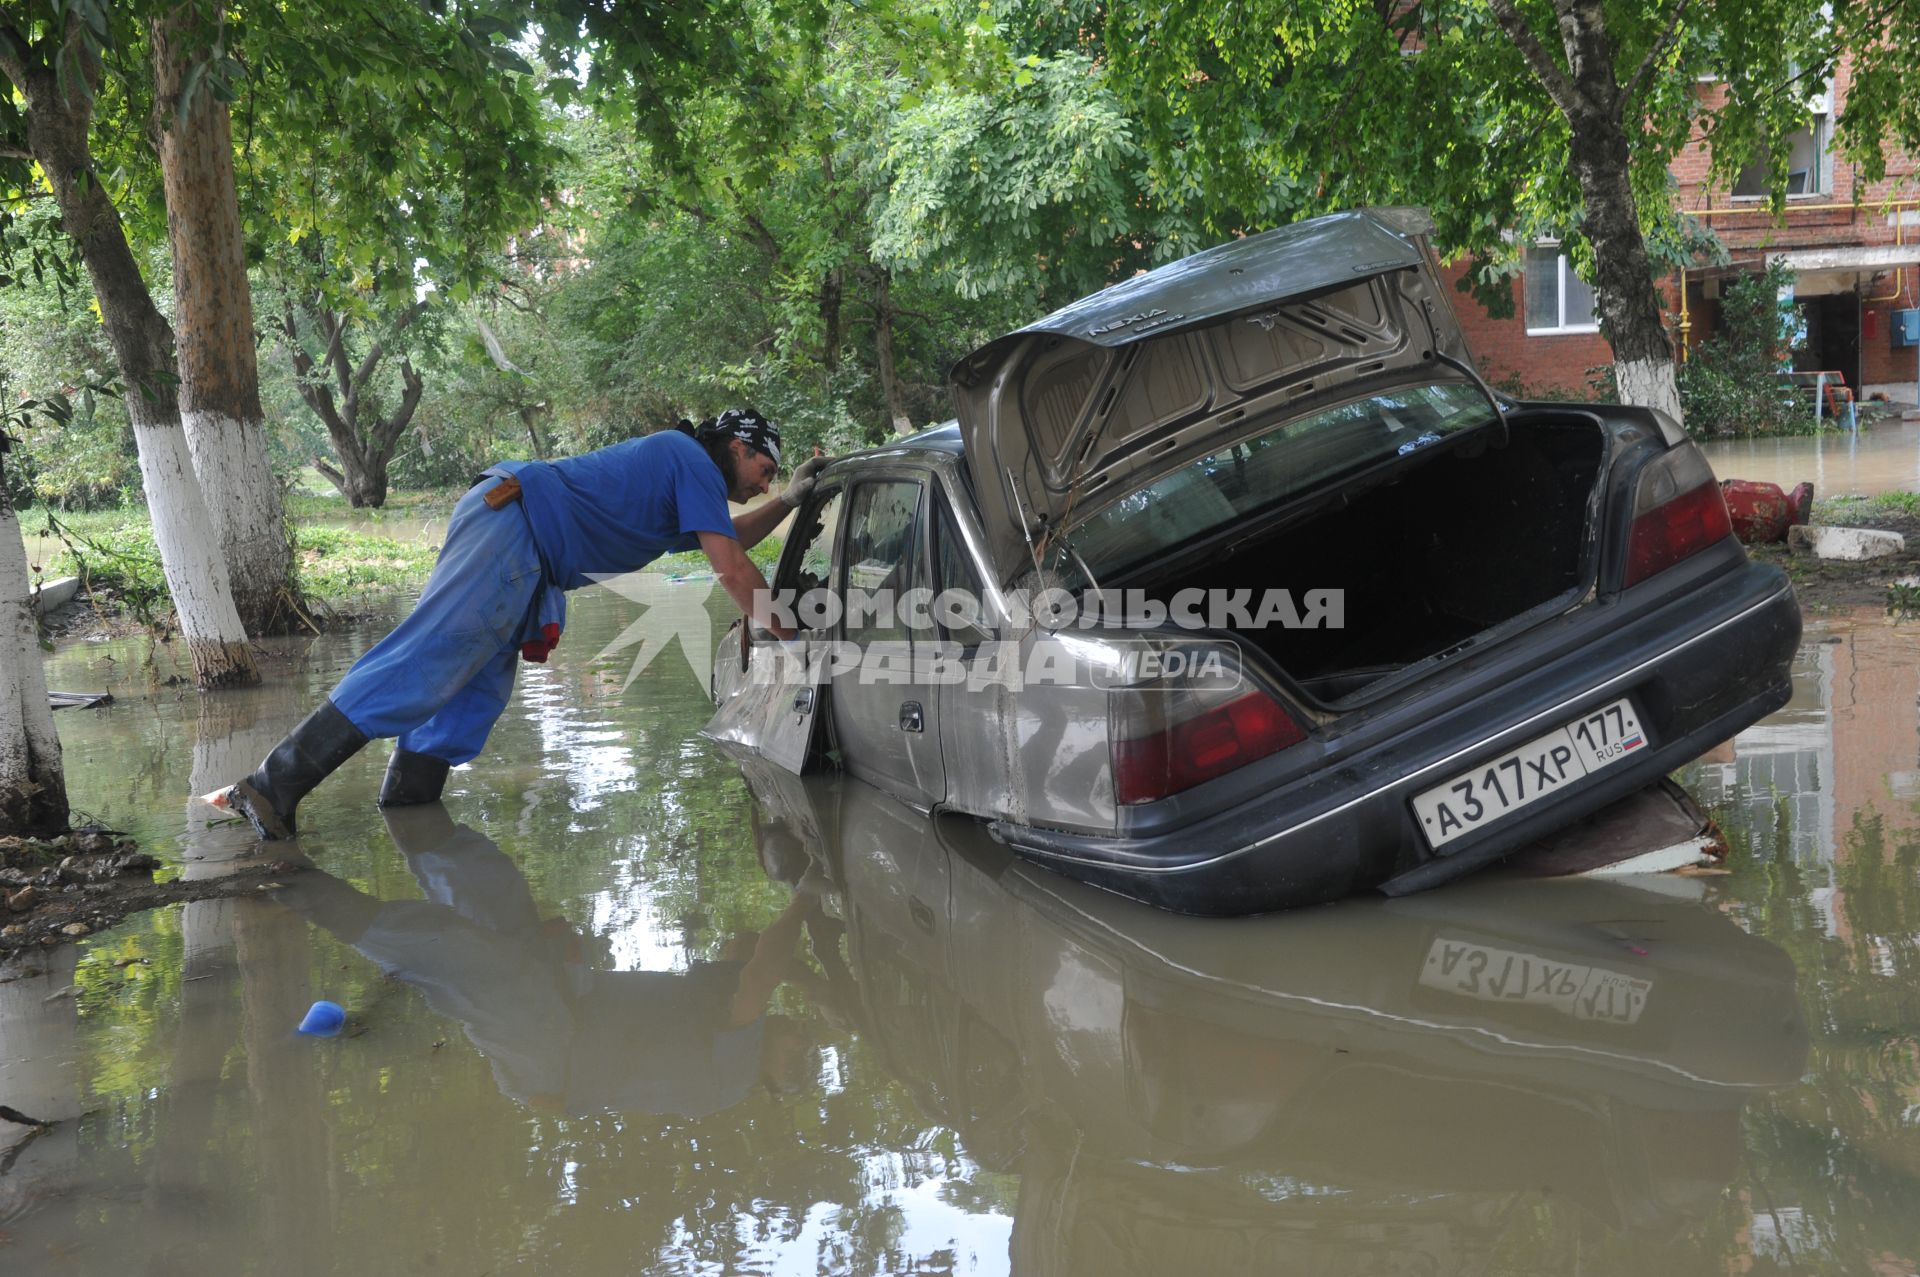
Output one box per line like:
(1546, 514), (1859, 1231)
(949, 207), (1492, 585)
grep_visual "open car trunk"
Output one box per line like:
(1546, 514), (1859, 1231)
(1121, 413), (1607, 705)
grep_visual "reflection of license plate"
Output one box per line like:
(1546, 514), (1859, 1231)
(1419, 937), (1651, 1025)
(1412, 698), (1647, 849)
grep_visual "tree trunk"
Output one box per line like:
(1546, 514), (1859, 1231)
(1528, 0), (1683, 422)
(20, 38), (258, 689)
(0, 451), (68, 836)
(873, 269), (913, 434)
(283, 302), (426, 510)
(520, 405), (548, 460)
(152, 8), (299, 635)
(313, 455), (388, 508)
(1567, 116), (1682, 419)
(820, 266), (843, 375)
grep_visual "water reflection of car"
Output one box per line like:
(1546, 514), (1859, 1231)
(738, 761), (1809, 1272)
(708, 206), (1800, 913)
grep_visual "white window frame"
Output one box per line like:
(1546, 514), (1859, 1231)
(1525, 246), (1600, 336)
(1731, 76), (1834, 202)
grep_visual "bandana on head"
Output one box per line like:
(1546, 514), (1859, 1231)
(690, 407), (782, 467)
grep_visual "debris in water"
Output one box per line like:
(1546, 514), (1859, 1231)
(297, 1000), (346, 1037)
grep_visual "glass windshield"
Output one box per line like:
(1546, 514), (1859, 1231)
(1070, 381), (1496, 578)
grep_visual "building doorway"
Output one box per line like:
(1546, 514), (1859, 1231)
(1795, 292), (1861, 392)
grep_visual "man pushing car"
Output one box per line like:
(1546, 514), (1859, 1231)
(205, 409), (823, 840)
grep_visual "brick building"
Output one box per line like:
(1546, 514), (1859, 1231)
(1449, 59), (1920, 406)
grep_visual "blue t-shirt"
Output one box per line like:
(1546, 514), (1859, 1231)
(491, 432), (737, 591)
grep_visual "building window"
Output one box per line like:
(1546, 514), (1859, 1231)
(1733, 92), (1831, 198)
(1525, 246), (1598, 334)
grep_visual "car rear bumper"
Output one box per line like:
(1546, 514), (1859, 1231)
(992, 562), (1800, 914)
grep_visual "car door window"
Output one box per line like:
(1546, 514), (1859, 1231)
(779, 486), (844, 597)
(934, 504), (994, 647)
(842, 480), (924, 645)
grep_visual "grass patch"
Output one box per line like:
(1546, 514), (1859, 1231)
(28, 508), (170, 622)
(652, 538), (784, 576)
(1813, 491), (1920, 524)
(25, 493), (786, 624)
(283, 486), (462, 523)
(293, 524), (442, 602)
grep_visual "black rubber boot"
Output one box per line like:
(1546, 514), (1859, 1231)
(226, 701), (370, 840)
(378, 749), (451, 808)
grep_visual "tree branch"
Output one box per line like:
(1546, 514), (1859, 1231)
(376, 358), (425, 451)
(310, 454), (349, 497)
(315, 304), (353, 410)
(0, 26), (31, 89)
(350, 298), (428, 394)
(1485, 0), (1586, 119)
(1625, 0), (1692, 106)
(293, 376), (349, 442)
(283, 302), (355, 442)
(57, 11), (101, 107)
(279, 303), (312, 374)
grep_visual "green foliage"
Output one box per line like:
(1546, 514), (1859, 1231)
(1677, 262), (1821, 438)
(290, 524), (440, 600)
(0, 237), (142, 509)
(871, 47), (1157, 299)
(33, 509), (169, 623)
(223, 1), (561, 309)
(1091, 0), (1863, 336)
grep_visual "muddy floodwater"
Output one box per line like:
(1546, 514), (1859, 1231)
(7, 587), (1920, 1274)
(1700, 413), (1920, 496)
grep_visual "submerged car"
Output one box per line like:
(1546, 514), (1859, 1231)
(707, 206), (1800, 914)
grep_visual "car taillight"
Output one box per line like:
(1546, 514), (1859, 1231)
(1111, 678), (1307, 806)
(1622, 445), (1732, 588)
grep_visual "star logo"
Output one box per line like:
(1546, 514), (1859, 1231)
(587, 571), (716, 691)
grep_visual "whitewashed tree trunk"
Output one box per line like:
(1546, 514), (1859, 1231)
(1485, 0), (1686, 431)
(153, 9), (297, 634)
(1614, 356), (1685, 422)
(17, 36), (260, 689)
(131, 412), (260, 687)
(182, 411), (292, 632)
(0, 466), (68, 836)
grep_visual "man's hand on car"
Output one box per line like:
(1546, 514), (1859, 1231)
(781, 452), (829, 508)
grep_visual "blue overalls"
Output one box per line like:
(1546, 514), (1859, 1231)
(327, 480), (552, 764)
(326, 432), (738, 766)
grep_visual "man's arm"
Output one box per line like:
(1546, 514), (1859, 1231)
(698, 530), (794, 641)
(730, 496), (788, 550)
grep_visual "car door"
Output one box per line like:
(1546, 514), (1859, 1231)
(705, 484), (844, 773)
(831, 476), (947, 809)
(929, 493), (1009, 821)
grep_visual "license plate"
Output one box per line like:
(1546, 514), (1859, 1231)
(1419, 937), (1651, 1025)
(1412, 697), (1648, 849)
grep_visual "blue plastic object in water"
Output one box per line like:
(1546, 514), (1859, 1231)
(297, 1000), (345, 1037)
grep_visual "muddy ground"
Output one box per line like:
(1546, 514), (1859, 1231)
(0, 829), (301, 956)
(1750, 511), (1920, 614)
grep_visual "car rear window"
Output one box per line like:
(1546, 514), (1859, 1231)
(1070, 381), (1495, 578)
